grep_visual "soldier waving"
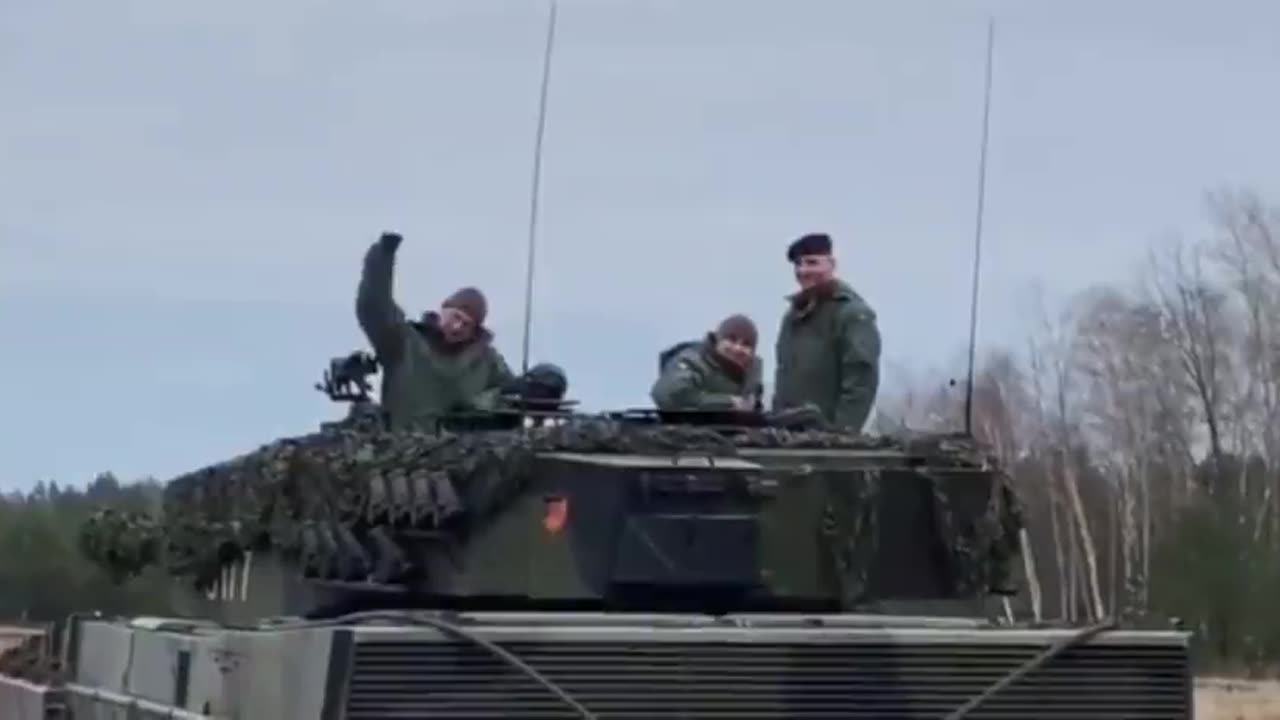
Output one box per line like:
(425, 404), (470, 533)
(355, 231), (515, 430)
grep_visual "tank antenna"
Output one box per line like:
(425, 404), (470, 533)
(963, 17), (995, 437)
(520, 0), (559, 375)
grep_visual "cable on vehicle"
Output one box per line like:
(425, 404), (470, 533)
(940, 618), (1118, 720)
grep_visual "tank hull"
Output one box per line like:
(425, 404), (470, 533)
(50, 612), (1193, 719)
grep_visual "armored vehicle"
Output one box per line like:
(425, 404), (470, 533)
(1, 352), (1194, 719)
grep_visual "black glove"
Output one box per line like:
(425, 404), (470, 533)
(379, 231), (403, 252)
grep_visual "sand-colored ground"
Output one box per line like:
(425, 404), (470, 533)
(1197, 677), (1280, 719)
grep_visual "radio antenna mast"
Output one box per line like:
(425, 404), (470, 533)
(963, 18), (995, 437)
(520, 0), (559, 375)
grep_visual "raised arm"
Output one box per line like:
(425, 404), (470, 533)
(355, 232), (408, 364)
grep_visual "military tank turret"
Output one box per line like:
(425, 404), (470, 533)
(12, 350), (1192, 720)
(77, 350), (1022, 624)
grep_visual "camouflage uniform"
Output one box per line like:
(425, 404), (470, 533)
(355, 233), (514, 430)
(772, 279), (881, 431)
(651, 335), (763, 411)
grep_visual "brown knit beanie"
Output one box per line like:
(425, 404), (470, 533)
(715, 314), (758, 347)
(442, 287), (487, 326)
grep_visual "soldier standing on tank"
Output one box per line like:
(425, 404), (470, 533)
(355, 231), (515, 430)
(771, 232), (881, 431)
(651, 314), (764, 411)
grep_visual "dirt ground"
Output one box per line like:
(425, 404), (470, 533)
(1197, 677), (1280, 719)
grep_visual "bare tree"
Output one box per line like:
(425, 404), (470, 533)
(1146, 237), (1239, 515)
(1026, 310), (1070, 619)
(1206, 189), (1280, 543)
(970, 350), (1044, 621)
(1026, 299), (1107, 620)
(1070, 285), (1193, 614)
(1071, 287), (1143, 616)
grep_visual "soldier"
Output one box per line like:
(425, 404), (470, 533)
(355, 231), (515, 430)
(651, 314), (764, 411)
(771, 232), (881, 431)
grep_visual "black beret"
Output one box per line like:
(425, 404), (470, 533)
(786, 233), (833, 263)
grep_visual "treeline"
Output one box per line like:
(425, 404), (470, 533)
(879, 187), (1280, 675)
(0, 473), (175, 621)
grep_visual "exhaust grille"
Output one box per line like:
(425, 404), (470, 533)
(343, 633), (1190, 719)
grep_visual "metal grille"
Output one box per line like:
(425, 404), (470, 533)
(343, 635), (1190, 719)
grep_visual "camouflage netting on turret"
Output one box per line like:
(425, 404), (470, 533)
(78, 416), (1023, 594)
(812, 445), (1023, 603)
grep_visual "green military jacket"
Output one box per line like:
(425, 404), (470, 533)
(771, 279), (881, 430)
(355, 238), (514, 431)
(651, 335), (764, 411)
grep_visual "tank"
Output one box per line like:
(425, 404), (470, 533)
(2, 351), (1195, 719)
(76, 350), (1024, 623)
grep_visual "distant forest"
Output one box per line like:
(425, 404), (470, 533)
(0, 474), (176, 622)
(4, 188), (1280, 676)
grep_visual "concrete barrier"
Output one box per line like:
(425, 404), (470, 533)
(0, 674), (65, 720)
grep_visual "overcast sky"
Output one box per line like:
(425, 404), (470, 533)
(2, 0), (1278, 490)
